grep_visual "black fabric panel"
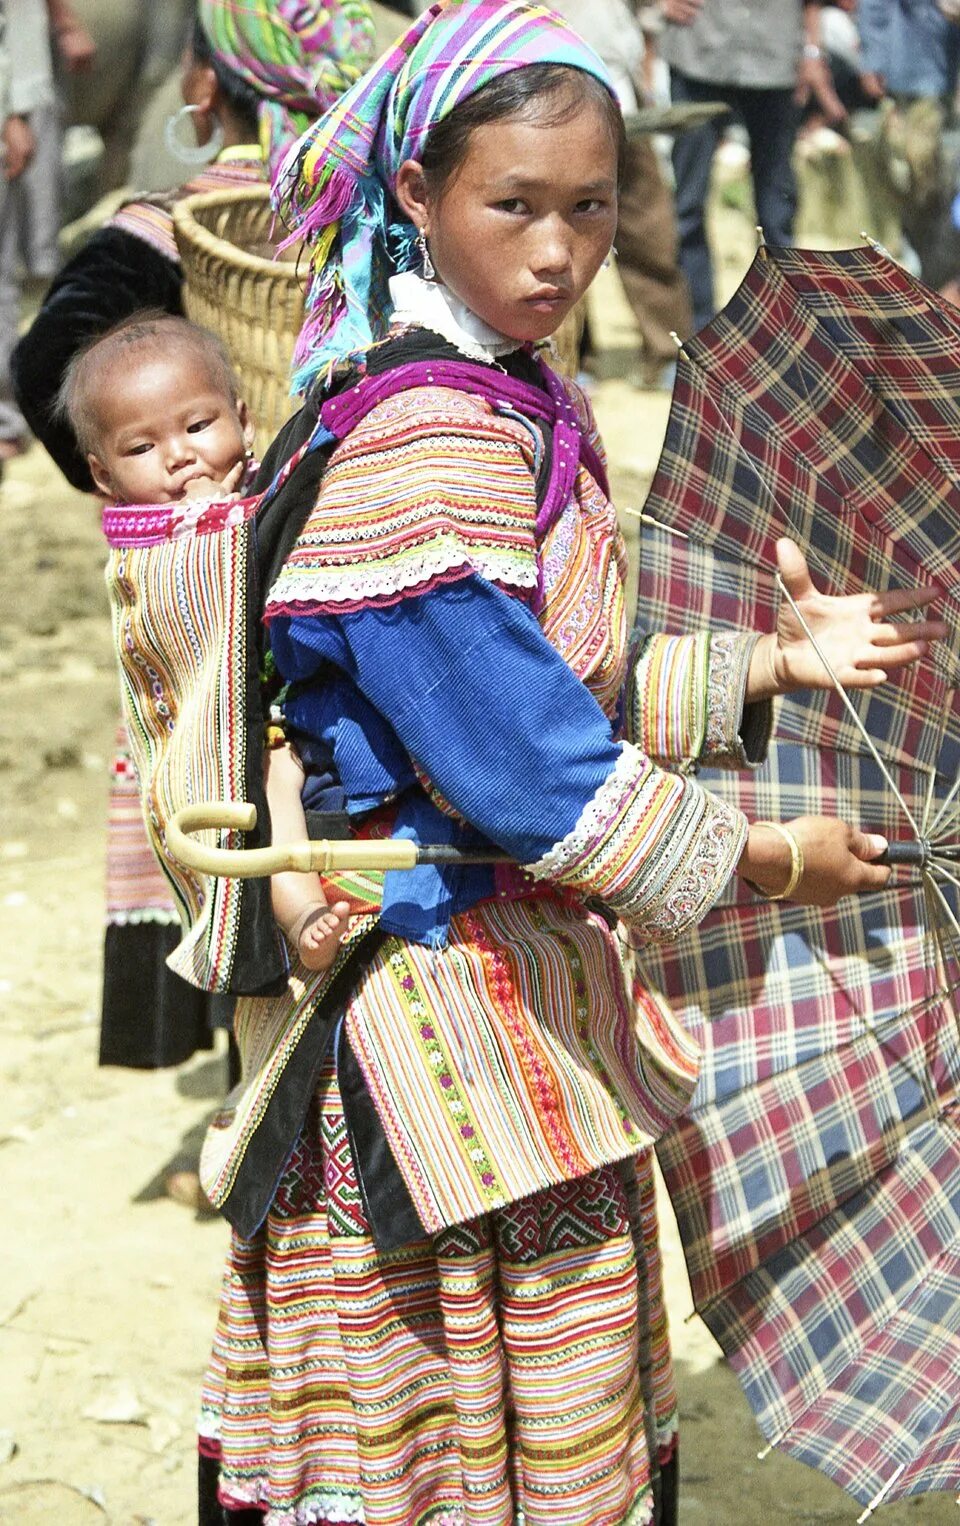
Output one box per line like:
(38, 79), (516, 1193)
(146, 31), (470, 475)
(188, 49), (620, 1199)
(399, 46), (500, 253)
(658, 1449), (679, 1526)
(11, 227), (184, 491)
(337, 1022), (424, 1252)
(225, 523), (290, 996)
(99, 922), (215, 1070)
(219, 923), (386, 1240)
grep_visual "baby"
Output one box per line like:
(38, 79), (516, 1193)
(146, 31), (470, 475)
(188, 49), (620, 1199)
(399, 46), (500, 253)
(60, 312), (350, 971)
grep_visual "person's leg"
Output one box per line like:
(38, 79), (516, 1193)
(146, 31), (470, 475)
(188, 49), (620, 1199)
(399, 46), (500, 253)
(739, 85), (799, 249)
(615, 134), (695, 363)
(670, 70), (727, 331)
(22, 99), (62, 283)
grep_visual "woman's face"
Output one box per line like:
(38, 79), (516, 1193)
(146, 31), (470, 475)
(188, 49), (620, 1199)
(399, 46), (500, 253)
(396, 96), (618, 344)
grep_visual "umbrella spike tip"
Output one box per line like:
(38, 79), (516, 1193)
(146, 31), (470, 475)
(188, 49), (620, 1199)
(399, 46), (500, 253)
(756, 1444), (774, 1461)
(856, 1463), (907, 1523)
(669, 329), (687, 359)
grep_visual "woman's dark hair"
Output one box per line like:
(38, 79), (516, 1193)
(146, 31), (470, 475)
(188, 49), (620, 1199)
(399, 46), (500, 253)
(420, 63), (626, 198)
(191, 15), (261, 137)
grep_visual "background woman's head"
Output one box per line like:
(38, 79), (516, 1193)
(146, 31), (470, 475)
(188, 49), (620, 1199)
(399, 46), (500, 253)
(184, 0), (377, 170)
(394, 62), (623, 343)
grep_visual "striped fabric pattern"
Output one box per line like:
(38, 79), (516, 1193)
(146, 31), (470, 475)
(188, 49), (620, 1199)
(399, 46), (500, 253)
(265, 386), (542, 615)
(272, 0), (613, 382)
(105, 735), (180, 925)
(104, 496), (264, 993)
(108, 154), (264, 262)
(529, 742), (748, 944)
(628, 629), (764, 772)
(198, 0), (376, 174)
(201, 1056), (673, 1526)
(203, 893), (700, 1230)
(633, 244), (960, 1509)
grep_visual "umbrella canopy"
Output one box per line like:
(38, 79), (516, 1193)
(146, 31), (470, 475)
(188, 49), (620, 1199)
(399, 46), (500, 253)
(630, 243), (960, 1515)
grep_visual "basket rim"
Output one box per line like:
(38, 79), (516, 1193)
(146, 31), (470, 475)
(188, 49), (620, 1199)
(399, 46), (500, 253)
(173, 185), (304, 284)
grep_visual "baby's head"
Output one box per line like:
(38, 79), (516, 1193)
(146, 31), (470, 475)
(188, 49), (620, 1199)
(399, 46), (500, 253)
(59, 312), (254, 504)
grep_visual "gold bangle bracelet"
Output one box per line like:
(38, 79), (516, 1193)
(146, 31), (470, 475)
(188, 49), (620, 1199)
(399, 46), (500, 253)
(753, 821), (804, 901)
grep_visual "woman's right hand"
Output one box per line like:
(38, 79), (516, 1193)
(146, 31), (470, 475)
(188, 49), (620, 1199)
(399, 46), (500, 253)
(738, 816), (891, 906)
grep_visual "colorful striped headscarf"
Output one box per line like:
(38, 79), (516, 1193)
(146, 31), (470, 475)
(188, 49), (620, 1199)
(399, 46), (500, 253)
(273, 0), (613, 388)
(197, 0), (377, 175)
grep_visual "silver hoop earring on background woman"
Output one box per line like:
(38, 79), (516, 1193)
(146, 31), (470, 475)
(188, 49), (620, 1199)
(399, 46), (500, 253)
(164, 103), (225, 167)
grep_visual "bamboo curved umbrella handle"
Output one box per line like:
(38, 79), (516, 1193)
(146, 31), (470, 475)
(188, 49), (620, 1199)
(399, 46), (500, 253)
(166, 802), (419, 878)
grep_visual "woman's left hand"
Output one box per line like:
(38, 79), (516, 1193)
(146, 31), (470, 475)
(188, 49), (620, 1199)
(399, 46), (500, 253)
(747, 537), (948, 699)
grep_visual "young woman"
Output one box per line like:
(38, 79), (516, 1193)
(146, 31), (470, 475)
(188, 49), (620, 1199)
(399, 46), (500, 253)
(198, 4), (944, 1522)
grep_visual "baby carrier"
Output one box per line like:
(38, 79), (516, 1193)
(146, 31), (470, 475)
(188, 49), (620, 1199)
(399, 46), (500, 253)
(102, 331), (599, 1000)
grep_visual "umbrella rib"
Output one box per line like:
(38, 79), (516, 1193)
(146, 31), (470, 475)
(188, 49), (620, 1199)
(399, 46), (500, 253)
(921, 868), (960, 1044)
(920, 760), (939, 842)
(855, 1463), (907, 1524)
(775, 573), (922, 837)
(922, 873), (960, 1055)
(926, 772), (960, 842)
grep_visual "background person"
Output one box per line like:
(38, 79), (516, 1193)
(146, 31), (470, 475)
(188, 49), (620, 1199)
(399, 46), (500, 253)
(660, 0), (845, 331)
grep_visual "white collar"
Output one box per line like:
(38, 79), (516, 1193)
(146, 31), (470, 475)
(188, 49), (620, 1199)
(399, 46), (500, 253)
(387, 270), (519, 364)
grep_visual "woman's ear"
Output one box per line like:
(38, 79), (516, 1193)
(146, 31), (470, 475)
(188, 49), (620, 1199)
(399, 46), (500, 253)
(394, 159), (430, 230)
(182, 58), (219, 119)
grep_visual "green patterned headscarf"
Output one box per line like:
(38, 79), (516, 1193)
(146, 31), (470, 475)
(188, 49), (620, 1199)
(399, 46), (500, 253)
(197, 0), (377, 174)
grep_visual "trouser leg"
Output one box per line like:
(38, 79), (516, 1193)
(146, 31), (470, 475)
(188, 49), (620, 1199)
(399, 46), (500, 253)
(669, 69), (727, 330)
(615, 134), (694, 359)
(739, 85), (799, 249)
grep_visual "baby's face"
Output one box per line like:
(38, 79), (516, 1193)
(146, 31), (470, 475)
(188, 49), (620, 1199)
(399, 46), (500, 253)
(89, 348), (252, 505)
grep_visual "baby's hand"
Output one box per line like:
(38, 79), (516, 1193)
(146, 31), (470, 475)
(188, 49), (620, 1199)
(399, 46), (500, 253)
(181, 460), (247, 501)
(297, 900), (351, 971)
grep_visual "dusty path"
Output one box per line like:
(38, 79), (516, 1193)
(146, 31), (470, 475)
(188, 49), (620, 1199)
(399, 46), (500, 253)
(2, 277), (957, 1524)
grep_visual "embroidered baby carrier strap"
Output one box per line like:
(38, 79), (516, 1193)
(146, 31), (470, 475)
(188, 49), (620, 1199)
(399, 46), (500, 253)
(261, 336), (609, 621)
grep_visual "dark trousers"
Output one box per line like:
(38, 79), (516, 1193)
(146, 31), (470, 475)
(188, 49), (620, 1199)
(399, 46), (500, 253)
(615, 134), (693, 372)
(670, 68), (800, 332)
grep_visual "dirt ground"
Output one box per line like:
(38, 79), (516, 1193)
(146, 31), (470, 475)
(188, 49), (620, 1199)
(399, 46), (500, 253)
(2, 255), (959, 1526)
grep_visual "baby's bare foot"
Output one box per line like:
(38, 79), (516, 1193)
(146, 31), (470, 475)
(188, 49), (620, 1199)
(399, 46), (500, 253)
(298, 901), (351, 971)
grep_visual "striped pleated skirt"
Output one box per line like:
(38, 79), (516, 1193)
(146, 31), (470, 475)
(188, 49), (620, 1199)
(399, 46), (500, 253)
(199, 1058), (679, 1526)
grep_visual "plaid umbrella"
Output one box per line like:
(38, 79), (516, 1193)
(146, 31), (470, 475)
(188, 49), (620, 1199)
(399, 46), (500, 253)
(630, 243), (960, 1517)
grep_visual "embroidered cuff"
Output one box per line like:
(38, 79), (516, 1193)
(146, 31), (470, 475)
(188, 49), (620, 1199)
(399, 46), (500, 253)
(628, 631), (771, 771)
(705, 631), (772, 768)
(627, 632), (710, 768)
(526, 743), (747, 942)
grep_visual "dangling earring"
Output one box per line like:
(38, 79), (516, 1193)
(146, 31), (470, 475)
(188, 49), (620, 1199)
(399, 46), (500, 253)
(417, 225), (436, 282)
(164, 103), (225, 167)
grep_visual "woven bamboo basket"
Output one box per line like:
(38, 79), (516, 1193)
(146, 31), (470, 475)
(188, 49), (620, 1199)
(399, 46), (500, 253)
(173, 184), (306, 460)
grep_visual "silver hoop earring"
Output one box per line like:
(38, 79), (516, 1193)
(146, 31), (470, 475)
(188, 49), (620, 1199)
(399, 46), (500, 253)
(417, 225), (436, 282)
(164, 103), (224, 166)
